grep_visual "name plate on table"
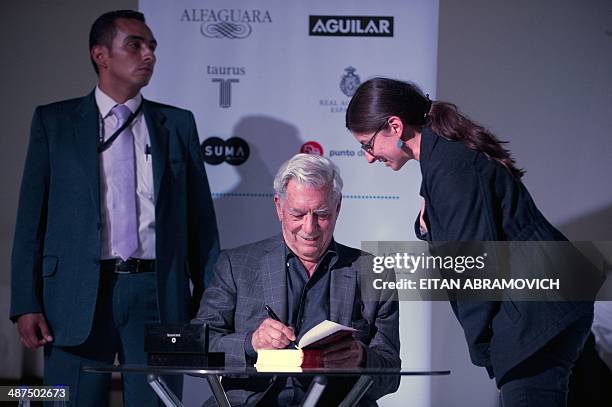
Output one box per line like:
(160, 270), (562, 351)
(144, 324), (224, 367)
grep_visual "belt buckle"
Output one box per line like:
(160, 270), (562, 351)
(114, 259), (137, 274)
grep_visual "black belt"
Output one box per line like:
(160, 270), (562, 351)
(100, 258), (155, 274)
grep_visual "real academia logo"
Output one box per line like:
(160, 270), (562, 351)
(309, 15), (394, 37)
(319, 66), (362, 114)
(339, 66), (361, 97)
(201, 137), (250, 165)
(181, 8), (272, 39)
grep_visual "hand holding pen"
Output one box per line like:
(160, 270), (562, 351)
(250, 305), (299, 351)
(265, 305), (299, 349)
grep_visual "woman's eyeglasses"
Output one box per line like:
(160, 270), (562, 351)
(360, 120), (388, 161)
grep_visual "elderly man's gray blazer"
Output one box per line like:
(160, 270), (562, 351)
(193, 234), (400, 406)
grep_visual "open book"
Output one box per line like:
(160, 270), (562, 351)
(255, 320), (356, 368)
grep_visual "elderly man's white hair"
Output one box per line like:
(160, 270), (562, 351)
(273, 153), (343, 203)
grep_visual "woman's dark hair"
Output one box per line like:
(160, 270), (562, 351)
(89, 10), (146, 75)
(346, 77), (525, 178)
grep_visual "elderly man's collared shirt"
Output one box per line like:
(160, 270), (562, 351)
(285, 241), (338, 340)
(273, 241), (338, 406)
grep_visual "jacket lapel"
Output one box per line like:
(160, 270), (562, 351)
(74, 91), (101, 218)
(329, 246), (357, 326)
(142, 100), (168, 201)
(261, 236), (288, 323)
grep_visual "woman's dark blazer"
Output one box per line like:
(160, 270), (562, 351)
(414, 127), (593, 385)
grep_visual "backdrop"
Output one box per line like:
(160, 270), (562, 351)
(140, 1), (440, 405)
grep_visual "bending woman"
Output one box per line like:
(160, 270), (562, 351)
(345, 77), (593, 406)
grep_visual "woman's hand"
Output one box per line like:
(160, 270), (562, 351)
(419, 200), (428, 233)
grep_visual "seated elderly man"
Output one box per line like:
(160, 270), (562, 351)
(193, 153), (400, 406)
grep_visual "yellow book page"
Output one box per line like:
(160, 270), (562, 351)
(255, 349), (304, 367)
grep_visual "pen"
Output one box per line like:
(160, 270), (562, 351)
(265, 304), (299, 349)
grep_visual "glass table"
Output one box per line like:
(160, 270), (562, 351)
(83, 365), (450, 407)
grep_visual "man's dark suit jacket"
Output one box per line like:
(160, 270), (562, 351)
(193, 235), (400, 406)
(415, 127), (593, 385)
(10, 90), (220, 346)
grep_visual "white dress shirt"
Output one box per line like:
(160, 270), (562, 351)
(95, 86), (156, 260)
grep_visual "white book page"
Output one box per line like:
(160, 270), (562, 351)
(298, 320), (356, 348)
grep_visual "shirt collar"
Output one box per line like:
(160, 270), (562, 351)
(95, 86), (142, 118)
(283, 239), (339, 268)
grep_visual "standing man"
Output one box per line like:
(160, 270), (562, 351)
(10, 10), (219, 405)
